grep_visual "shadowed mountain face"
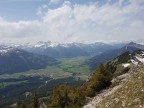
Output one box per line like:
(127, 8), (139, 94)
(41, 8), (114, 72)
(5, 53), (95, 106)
(0, 47), (57, 74)
(88, 42), (144, 70)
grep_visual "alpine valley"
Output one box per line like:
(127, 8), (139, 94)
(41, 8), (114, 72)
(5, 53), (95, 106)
(0, 41), (144, 108)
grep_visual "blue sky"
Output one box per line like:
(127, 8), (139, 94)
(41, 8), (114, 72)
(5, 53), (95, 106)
(0, 0), (144, 43)
(0, 0), (47, 21)
(0, 0), (110, 21)
(0, 0), (122, 21)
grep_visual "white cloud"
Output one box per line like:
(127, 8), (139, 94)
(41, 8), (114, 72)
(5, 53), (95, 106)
(37, 4), (48, 16)
(0, 0), (144, 43)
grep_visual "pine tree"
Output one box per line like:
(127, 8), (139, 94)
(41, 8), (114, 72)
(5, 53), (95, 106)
(50, 84), (70, 108)
(32, 92), (39, 108)
(85, 64), (112, 97)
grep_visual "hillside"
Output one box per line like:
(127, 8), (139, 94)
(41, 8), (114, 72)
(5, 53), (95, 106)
(83, 50), (144, 108)
(0, 47), (57, 74)
(83, 65), (144, 108)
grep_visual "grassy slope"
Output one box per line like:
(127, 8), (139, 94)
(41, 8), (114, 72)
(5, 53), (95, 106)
(84, 65), (144, 108)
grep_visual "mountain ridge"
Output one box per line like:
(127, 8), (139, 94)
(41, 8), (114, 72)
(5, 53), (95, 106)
(88, 42), (144, 70)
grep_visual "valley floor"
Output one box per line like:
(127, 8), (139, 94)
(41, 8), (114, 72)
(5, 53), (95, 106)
(0, 56), (91, 80)
(0, 56), (91, 107)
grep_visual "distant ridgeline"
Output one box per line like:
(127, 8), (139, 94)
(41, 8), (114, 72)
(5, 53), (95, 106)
(1, 41), (121, 58)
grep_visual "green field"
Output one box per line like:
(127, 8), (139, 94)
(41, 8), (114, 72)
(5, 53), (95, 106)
(0, 81), (28, 87)
(0, 56), (92, 79)
(58, 56), (91, 74)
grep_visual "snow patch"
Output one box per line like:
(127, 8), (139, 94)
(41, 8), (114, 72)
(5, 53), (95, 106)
(34, 44), (43, 48)
(131, 59), (138, 65)
(122, 63), (130, 67)
(136, 56), (144, 63)
(141, 51), (144, 56)
(49, 43), (58, 47)
(0, 49), (8, 53)
(0, 47), (15, 55)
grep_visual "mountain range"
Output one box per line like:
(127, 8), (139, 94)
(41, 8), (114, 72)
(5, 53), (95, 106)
(1, 41), (124, 58)
(0, 41), (124, 74)
(0, 41), (143, 74)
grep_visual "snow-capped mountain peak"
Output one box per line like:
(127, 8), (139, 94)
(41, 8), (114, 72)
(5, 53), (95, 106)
(0, 47), (16, 55)
(33, 41), (59, 48)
